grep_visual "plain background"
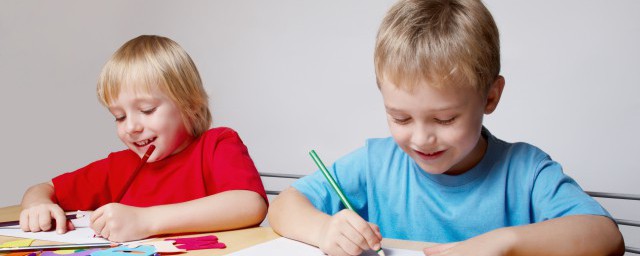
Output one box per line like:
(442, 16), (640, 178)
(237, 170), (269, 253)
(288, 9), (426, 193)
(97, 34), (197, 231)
(1, 0), (638, 251)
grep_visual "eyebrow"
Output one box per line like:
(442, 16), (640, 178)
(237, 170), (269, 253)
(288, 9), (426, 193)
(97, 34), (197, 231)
(384, 104), (463, 113)
(107, 97), (159, 110)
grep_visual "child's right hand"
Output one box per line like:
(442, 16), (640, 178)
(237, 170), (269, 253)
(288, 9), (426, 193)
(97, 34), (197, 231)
(318, 209), (382, 256)
(19, 203), (75, 234)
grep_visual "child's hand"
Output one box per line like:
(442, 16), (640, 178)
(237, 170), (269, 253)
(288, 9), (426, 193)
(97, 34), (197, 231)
(423, 229), (514, 256)
(19, 203), (75, 234)
(90, 203), (150, 242)
(318, 209), (382, 256)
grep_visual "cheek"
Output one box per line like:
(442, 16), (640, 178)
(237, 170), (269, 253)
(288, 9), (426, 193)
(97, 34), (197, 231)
(448, 125), (480, 150)
(116, 124), (127, 141)
(388, 122), (411, 145)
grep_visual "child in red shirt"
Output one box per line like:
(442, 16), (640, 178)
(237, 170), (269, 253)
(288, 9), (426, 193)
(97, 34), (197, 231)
(19, 35), (268, 242)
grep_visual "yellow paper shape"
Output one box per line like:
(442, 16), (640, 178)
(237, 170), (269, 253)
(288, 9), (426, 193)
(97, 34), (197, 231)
(0, 238), (35, 248)
(50, 249), (79, 254)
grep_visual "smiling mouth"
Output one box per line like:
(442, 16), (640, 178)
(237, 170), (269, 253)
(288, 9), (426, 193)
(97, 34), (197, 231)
(134, 137), (157, 147)
(415, 149), (445, 159)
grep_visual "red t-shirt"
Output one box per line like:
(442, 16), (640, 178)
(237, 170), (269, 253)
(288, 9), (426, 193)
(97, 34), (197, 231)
(53, 127), (267, 210)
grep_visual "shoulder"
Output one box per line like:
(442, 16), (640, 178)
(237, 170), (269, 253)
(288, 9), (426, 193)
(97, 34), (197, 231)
(201, 127), (241, 138)
(488, 132), (552, 171)
(198, 127), (246, 144)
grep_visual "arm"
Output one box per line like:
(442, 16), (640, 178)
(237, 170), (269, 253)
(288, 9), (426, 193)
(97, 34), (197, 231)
(424, 215), (624, 256)
(268, 187), (382, 256)
(20, 182), (73, 233)
(90, 190), (267, 242)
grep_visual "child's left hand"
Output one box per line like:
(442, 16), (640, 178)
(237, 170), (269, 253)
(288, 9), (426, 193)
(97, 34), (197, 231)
(423, 229), (514, 256)
(90, 203), (151, 242)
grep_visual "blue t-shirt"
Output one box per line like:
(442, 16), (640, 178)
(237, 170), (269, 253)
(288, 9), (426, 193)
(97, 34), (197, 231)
(292, 128), (610, 243)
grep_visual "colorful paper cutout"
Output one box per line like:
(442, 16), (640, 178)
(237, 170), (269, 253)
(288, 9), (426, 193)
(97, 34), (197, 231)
(50, 249), (77, 254)
(170, 235), (226, 250)
(40, 248), (102, 256)
(0, 238), (35, 248)
(90, 245), (156, 256)
(3, 252), (37, 256)
(126, 240), (184, 253)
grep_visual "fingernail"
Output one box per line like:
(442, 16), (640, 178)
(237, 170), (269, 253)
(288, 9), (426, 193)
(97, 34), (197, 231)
(374, 243), (381, 250)
(57, 229), (63, 234)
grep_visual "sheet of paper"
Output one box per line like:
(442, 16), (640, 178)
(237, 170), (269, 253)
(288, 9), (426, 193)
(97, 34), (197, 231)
(0, 213), (108, 244)
(227, 237), (424, 256)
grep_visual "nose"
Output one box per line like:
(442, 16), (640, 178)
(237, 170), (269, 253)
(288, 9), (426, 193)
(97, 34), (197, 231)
(125, 115), (143, 135)
(412, 124), (436, 148)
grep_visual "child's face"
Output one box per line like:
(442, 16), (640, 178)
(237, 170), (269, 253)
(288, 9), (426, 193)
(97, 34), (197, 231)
(379, 77), (503, 175)
(107, 85), (193, 162)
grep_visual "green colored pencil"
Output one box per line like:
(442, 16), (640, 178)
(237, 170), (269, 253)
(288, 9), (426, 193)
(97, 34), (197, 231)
(309, 150), (385, 256)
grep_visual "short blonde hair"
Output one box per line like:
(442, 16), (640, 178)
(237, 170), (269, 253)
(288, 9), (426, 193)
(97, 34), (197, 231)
(375, 0), (500, 95)
(97, 35), (212, 137)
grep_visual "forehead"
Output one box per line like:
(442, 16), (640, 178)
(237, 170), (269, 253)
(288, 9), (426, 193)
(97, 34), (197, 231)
(108, 83), (167, 106)
(379, 78), (479, 111)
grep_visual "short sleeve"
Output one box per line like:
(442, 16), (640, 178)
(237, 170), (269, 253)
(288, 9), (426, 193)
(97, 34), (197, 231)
(530, 156), (611, 222)
(203, 128), (268, 203)
(52, 158), (113, 210)
(292, 147), (369, 217)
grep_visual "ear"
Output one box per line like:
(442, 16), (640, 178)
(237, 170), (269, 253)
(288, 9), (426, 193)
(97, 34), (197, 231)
(484, 75), (505, 114)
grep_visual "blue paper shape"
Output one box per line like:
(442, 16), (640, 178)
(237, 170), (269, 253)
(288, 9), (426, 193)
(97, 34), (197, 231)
(90, 245), (156, 256)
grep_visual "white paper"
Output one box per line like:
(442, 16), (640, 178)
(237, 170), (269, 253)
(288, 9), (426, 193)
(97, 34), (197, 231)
(227, 237), (424, 256)
(0, 212), (109, 244)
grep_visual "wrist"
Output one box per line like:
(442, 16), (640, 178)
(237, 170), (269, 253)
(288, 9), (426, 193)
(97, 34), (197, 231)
(140, 206), (160, 236)
(312, 213), (332, 247)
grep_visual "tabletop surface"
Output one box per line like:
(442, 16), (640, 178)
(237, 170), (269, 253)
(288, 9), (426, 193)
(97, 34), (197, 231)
(0, 205), (432, 255)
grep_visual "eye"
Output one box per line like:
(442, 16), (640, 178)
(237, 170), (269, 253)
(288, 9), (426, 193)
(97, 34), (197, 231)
(435, 116), (456, 125)
(114, 115), (126, 122)
(141, 107), (157, 115)
(391, 116), (411, 125)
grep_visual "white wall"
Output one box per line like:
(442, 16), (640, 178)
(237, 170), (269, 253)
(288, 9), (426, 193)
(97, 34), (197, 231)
(1, 0), (638, 249)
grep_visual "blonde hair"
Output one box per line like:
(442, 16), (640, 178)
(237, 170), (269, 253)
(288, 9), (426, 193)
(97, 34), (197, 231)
(97, 35), (212, 137)
(375, 0), (500, 95)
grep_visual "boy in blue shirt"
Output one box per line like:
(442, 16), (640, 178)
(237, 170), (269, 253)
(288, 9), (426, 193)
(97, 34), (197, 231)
(268, 0), (624, 255)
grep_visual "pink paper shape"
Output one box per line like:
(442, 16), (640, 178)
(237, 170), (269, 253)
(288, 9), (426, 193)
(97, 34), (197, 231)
(169, 235), (226, 250)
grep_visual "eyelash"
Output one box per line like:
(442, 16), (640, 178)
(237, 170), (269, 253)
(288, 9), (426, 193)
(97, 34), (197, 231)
(392, 117), (411, 125)
(435, 117), (456, 125)
(113, 107), (156, 122)
(142, 107), (156, 115)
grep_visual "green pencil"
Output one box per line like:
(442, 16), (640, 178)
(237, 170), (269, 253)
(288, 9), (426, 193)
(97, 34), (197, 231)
(309, 150), (385, 256)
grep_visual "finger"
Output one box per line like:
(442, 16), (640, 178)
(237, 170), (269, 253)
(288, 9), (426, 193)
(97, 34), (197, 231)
(423, 242), (457, 255)
(100, 224), (110, 241)
(336, 233), (364, 256)
(90, 207), (104, 223)
(28, 211), (41, 232)
(38, 209), (55, 231)
(50, 208), (68, 234)
(345, 215), (381, 250)
(19, 210), (30, 231)
(91, 215), (106, 237)
(370, 223), (382, 240)
(341, 222), (370, 251)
